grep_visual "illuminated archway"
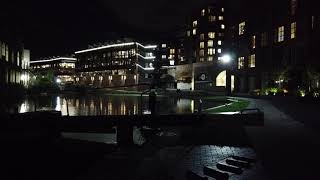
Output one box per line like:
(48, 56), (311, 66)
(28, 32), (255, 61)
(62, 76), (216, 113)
(216, 70), (227, 87)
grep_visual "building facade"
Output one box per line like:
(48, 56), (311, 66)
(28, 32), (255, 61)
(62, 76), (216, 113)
(230, 0), (320, 94)
(74, 42), (157, 89)
(185, 3), (226, 63)
(174, 3), (231, 91)
(30, 57), (76, 85)
(0, 34), (28, 93)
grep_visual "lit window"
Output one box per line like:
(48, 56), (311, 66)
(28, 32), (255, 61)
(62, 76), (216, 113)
(193, 28), (197, 35)
(200, 42), (205, 49)
(248, 54), (256, 68)
(218, 57), (222, 61)
(208, 40), (214, 47)
(208, 15), (216, 22)
(291, 22), (297, 39)
(239, 22), (246, 35)
(252, 35), (256, 49)
(200, 58), (205, 62)
(278, 26), (285, 42)
(170, 49), (175, 54)
(208, 48), (215, 55)
(221, 24), (225, 29)
(162, 55), (167, 59)
(261, 32), (268, 47)
(208, 32), (215, 39)
(219, 16), (224, 20)
(170, 60), (175, 66)
(221, 8), (225, 12)
(238, 57), (245, 69)
(200, 33), (205, 40)
(187, 31), (191, 37)
(217, 49), (222, 53)
(218, 40), (222, 45)
(162, 44), (166, 48)
(208, 56), (214, 61)
(199, 49), (205, 57)
(193, 21), (198, 27)
(201, 9), (205, 16)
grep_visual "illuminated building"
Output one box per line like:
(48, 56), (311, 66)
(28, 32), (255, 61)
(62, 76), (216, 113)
(174, 3), (230, 91)
(30, 57), (77, 85)
(0, 30), (29, 93)
(230, 0), (320, 93)
(74, 41), (157, 89)
(185, 4), (226, 63)
(155, 3), (230, 92)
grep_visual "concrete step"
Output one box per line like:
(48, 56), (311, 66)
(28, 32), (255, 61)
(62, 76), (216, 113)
(203, 166), (229, 180)
(231, 155), (257, 163)
(226, 158), (251, 168)
(216, 162), (243, 175)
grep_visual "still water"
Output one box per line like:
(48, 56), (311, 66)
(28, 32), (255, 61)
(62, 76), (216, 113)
(17, 94), (222, 116)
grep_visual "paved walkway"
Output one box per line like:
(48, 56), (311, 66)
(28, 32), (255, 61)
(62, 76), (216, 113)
(244, 98), (320, 179)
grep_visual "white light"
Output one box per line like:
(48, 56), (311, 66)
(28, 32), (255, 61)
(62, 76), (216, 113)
(30, 57), (77, 64)
(56, 78), (62, 83)
(19, 103), (28, 113)
(21, 74), (27, 81)
(170, 60), (175, 66)
(136, 43), (157, 49)
(136, 64), (154, 71)
(221, 54), (231, 64)
(55, 97), (61, 111)
(75, 42), (157, 54)
(75, 42), (135, 54)
(137, 54), (156, 60)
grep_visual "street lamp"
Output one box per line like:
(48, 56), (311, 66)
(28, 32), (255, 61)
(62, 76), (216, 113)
(221, 54), (232, 64)
(56, 78), (62, 83)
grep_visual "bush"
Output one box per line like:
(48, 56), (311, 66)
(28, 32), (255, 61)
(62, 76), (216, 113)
(259, 87), (288, 96)
(305, 88), (320, 98)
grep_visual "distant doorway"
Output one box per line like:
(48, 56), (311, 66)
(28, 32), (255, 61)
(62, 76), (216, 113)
(216, 70), (226, 87)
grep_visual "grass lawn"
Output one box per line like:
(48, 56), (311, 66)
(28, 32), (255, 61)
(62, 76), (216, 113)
(205, 98), (250, 113)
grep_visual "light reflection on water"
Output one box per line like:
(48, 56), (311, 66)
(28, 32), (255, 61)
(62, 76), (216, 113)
(18, 95), (201, 116)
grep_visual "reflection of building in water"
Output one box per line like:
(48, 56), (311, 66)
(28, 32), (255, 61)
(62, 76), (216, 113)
(133, 104), (138, 115)
(191, 100), (194, 113)
(108, 102), (113, 115)
(176, 99), (194, 114)
(75, 41), (157, 90)
(120, 102), (126, 115)
(30, 57), (76, 85)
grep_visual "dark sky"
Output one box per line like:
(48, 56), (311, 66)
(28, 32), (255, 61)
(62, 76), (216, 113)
(3, 0), (216, 59)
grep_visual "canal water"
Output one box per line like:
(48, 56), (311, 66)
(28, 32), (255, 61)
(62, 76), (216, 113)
(15, 94), (224, 116)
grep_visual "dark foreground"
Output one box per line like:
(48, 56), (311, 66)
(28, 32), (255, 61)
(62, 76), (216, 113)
(1, 111), (264, 180)
(2, 96), (320, 179)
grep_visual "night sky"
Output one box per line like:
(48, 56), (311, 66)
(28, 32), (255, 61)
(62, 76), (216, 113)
(2, 0), (218, 59)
